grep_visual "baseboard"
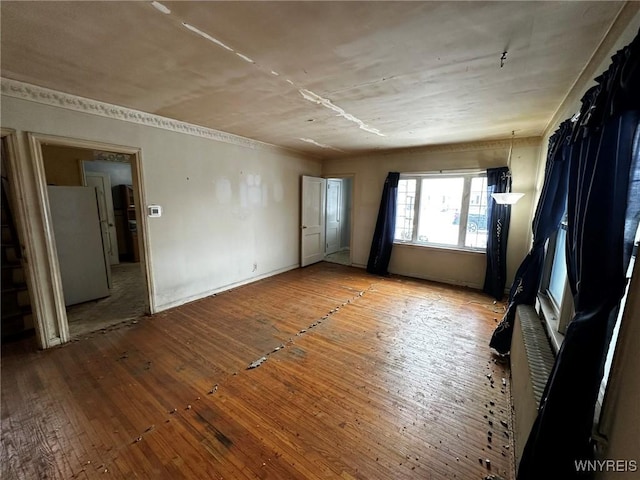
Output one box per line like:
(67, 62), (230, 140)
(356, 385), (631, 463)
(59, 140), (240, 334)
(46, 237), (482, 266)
(154, 263), (300, 313)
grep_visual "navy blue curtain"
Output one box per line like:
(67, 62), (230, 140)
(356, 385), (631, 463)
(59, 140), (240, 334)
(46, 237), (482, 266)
(483, 167), (511, 299)
(367, 172), (400, 276)
(489, 122), (571, 354)
(518, 31), (640, 479)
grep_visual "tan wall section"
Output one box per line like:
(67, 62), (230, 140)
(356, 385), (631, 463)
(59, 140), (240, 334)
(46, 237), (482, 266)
(42, 144), (92, 186)
(323, 139), (541, 289)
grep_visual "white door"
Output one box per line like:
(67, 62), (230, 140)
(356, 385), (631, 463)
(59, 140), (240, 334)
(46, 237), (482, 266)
(48, 186), (110, 306)
(301, 175), (326, 267)
(325, 179), (341, 255)
(85, 172), (119, 268)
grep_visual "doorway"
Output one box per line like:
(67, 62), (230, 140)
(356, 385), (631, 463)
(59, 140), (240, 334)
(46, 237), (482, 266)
(300, 175), (354, 268)
(324, 177), (353, 266)
(40, 142), (149, 337)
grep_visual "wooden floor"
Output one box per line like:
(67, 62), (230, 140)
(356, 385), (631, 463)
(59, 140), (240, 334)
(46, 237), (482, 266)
(1, 263), (513, 480)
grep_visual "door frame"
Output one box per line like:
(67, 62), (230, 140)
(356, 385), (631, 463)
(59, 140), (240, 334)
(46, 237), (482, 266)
(324, 178), (342, 256)
(21, 132), (153, 348)
(323, 173), (355, 265)
(1, 128), (50, 347)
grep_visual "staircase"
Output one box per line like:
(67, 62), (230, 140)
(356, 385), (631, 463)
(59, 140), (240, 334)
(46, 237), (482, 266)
(1, 156), (33, 341)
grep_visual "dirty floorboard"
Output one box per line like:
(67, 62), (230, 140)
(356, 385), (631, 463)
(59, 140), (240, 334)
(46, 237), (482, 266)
(1, 262), (513, 480)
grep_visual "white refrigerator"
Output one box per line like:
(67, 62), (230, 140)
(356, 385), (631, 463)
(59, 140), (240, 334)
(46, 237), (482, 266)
(48, 186), (110, 306)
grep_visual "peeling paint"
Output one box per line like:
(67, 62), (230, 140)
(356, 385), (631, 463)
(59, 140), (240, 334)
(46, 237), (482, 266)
(299, 89), (384, 136)
(182, 23), (234, 52)
(150, 1), (171, 14)
(235, 52), (255, 64)
(299, 138), (344, 152)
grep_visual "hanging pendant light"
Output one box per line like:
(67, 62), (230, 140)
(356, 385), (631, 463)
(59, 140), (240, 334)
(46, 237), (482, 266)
(491, 131), (525, 205)
(491, 191), (525, 204)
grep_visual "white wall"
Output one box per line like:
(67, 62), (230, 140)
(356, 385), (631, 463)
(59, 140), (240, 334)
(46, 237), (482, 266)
(1, 95), (320, 313)
(323, 139), (541, 289)
(84, 159), (133, 187)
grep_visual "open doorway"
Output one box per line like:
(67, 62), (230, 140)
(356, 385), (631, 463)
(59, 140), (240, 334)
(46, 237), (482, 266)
(324, 177), (353, 266)
(300, 175), (354, 268)
(41, 143), (148, 337)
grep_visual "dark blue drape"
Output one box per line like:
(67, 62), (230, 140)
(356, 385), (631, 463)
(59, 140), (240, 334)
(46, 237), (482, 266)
(489, 122), (571, 354)
(367, 172), (400, 276)
(483, 167), (511, 300)
(518, 31), (640, 479)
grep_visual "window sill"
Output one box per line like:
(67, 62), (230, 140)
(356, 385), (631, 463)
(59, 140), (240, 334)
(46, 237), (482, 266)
(393, 242), (486, 256)
(536, 294), (564, 355)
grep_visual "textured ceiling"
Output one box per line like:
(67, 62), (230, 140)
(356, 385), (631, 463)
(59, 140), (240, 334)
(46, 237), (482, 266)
(0, 1), (625, 158)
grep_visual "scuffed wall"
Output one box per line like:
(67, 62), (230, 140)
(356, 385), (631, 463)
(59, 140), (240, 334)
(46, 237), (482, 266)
(1, 95), (320, 312)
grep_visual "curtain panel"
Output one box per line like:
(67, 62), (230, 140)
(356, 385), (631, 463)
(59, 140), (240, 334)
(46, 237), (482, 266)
(517, 30), (640, 479)
(483, 166), (512, 300)
(367, 172), (400, 276)
(489, 122), (571, 354)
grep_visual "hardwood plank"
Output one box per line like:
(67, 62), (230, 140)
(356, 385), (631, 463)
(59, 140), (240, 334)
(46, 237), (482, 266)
(1, 263), (513, 479)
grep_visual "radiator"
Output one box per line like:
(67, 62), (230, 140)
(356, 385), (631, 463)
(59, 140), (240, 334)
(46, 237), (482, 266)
(510, 304), (556, 468)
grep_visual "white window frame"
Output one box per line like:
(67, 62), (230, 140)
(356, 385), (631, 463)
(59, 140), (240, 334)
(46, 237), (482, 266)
(394, 171), (488, 252)
(538, 218), (573, 353)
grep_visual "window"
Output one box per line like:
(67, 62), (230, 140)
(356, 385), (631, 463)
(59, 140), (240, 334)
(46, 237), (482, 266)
(539, 213), (573, 350)
(394, 173), (488, 250)
(465, 176), (489, 248)
(547, 224), (568, 310)
(547, 218), (567, 309)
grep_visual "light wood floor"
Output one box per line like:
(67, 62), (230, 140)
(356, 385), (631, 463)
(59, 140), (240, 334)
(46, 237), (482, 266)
(1, 263), (513, 479)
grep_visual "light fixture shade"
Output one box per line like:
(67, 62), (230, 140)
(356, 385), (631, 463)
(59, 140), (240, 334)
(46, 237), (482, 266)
(491, 192), (525, 205)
